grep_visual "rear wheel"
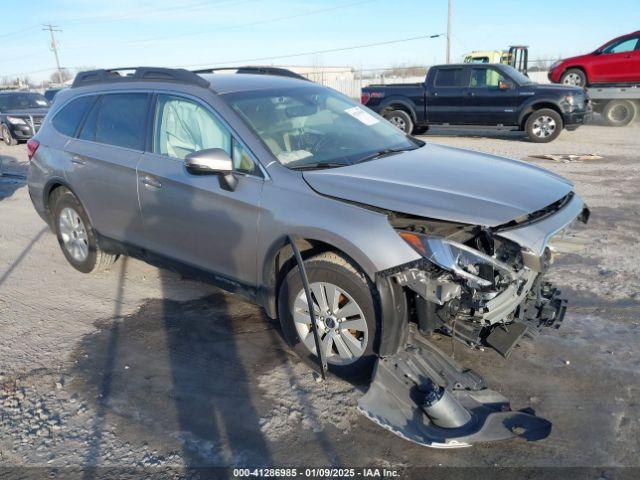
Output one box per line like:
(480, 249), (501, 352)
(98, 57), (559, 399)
(602, 100), (636, 127)
(526, 108), (563, 143)
(1, 125), (17, 146)
(51, 187), (118, 273)
(278, 251), (378, 379)
(560, 68), (587, 87)
(383, 110), (413, 134)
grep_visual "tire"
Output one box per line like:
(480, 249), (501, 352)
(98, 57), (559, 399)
(50, 187), (118, 273)
(560, 68), (587, 87)
(602, 100), (637, 127)
(383, 109), (413, 134)
(412, 125), (429, 135)
(1, 125), (17, 146)
(278, 251), (378, 379)
(526, 108), (563, 143)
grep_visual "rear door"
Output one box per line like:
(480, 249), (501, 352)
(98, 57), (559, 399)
(65, 92), (150, 244)
(136, 93), (263, 287)
(591, 35), (640, 83)
(426, 67), (470, 124)
(461, 67), (519, 125)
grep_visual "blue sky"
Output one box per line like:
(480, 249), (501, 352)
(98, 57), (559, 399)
(2, 0), (639, 82)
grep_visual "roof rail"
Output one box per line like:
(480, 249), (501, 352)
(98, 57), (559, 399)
(192, 66), (310, 81)
(72, 67), (210, 89)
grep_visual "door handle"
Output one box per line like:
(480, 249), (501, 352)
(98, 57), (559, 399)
(140, 175), (162, 189)
(71, 155), (86, 165)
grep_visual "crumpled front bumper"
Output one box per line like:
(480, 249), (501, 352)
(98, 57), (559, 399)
(359, 325), (552, 448)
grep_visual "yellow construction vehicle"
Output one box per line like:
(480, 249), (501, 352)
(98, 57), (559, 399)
(463, 46), (529, 75)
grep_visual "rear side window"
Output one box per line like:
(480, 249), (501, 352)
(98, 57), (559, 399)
(434, 68), (466, 87)
(79, 93), (149, 150)
(52, 96), (95, 137)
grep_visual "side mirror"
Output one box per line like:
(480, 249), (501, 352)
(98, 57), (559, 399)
(185, 148), (237, 191)
(498, 80), (511, 90)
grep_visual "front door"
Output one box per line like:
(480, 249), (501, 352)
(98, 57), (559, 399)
(461, 67), (520, 125)
(65, 92), (150, 244)
(426, 67), (470, 124)
(591, 35), (640, 83)
(137, 93), (264, 288)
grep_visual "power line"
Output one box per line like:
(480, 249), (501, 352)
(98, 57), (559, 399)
(62, 0), (375, 50)
(0, 25), (40, 40)
(180, 33), (445, 68)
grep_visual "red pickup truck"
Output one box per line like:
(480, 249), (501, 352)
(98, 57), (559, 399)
(548, 31), (640, 87)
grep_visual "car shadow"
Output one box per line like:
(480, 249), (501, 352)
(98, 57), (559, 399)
(0, 152), (27, 202)
(72, 175), (345, 474)
(422, 126), (530, 142)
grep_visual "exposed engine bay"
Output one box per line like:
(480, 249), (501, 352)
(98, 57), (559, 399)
(357, 195), (589, 447)
(385, 197), (589, 357)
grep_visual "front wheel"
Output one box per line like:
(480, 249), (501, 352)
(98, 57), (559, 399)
(383, 110), (413, 134)
(278, 251), (378, 379)
(560, 68), (587, 87)
(526, 109), (563, 143)
(1, 125), (17, 146)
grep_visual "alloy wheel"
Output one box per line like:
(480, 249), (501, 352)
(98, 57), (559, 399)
(293, 282), (368, 365)
(562, 73), (583, 86)
(532, 115), (557, 138)
(58, 207), (89, 262)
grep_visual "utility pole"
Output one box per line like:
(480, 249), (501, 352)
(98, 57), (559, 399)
(42, 24), (63, 84)
(446, 0), (452, 63)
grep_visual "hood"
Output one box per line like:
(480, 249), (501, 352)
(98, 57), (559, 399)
(554, 53), (593, 68)
(303, 144), (573, 227)
(2, 107), (49, 116)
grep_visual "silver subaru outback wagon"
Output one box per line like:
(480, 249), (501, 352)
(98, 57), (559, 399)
(28, 67), (588, 445)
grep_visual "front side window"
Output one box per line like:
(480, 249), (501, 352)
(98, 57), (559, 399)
(78, 93), (149, 150)
(225, 86), (421, 170)
(602, 36), (639, 54)
(434, 68), (466, 87)
(154, 95), (258, 175)
(52, 96), (95, 137)
(470, 68), (509, 88)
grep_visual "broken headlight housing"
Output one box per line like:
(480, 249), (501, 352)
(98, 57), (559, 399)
(399, 231), (515, 290)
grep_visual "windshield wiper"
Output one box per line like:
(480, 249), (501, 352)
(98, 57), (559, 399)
(289, 162), (348, 171)
(356, 146), (418, 164)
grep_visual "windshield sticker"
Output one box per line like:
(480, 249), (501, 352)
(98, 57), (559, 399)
(344, 106), (379, 126)
(36, 100), (48, 106)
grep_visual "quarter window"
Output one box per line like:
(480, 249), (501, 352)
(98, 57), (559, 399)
(434, 68), (466, 87)
(78, 93), (150, 150)
(52, 96), (95, 137)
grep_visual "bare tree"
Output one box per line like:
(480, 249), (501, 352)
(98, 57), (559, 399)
(50, 68), (73, 85)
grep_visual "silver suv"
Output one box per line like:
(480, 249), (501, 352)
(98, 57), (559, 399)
(28, 67), (588, 384)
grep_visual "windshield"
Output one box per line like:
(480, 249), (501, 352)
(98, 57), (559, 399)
(224, 86), (422, 169)
(500, 65), (533, 85)
(0, 92), (50, 111)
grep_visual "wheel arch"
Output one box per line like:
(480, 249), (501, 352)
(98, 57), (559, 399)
(378, 97), (418, 123)
(519, 101), (564, 129)
(42, 178), (92, 228)
(559, 65), (588, 84)
(260, 235), (409, 357)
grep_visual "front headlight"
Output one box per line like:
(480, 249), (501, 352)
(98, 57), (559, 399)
(7, 116), (27, 125)
(399, 231), (514, 289)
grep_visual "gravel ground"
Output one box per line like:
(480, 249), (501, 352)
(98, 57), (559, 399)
(1, 123), (639, 476)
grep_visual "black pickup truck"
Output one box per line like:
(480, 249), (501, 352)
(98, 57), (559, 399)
(361, 63), (590, 142)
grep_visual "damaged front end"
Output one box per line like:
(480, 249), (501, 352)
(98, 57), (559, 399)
(359, 193), (589, 447)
